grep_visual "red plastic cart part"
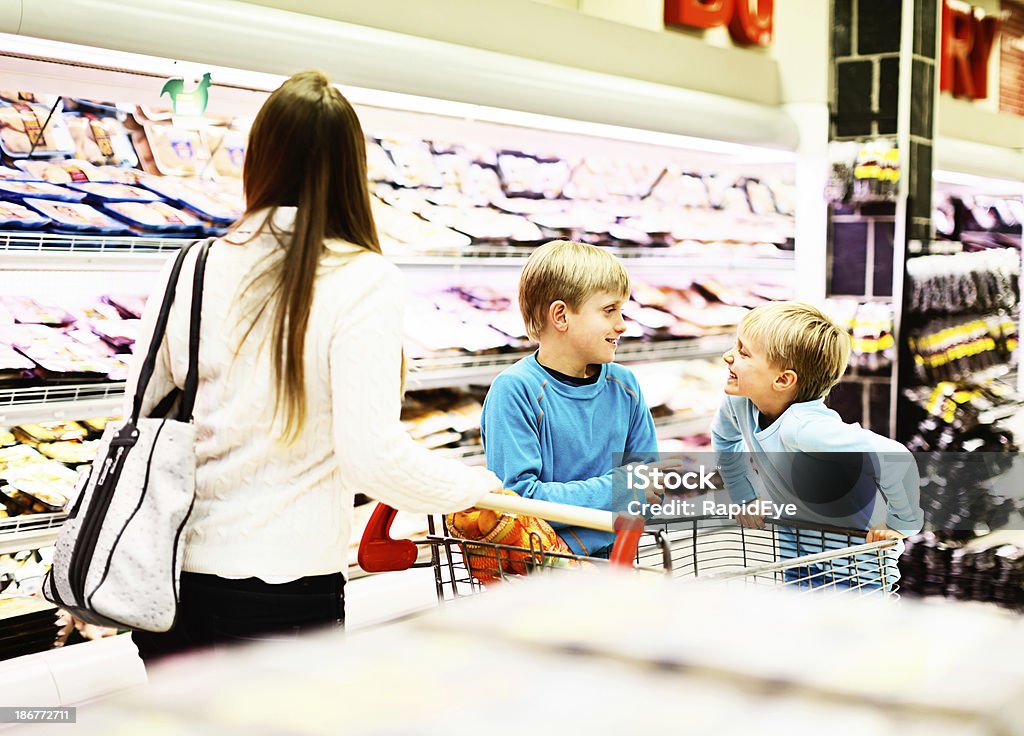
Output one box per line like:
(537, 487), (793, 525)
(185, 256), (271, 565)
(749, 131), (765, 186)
(357, 504), (418, 573)
(609, 514), (645, 567)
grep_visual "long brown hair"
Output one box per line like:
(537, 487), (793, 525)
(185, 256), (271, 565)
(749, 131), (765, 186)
(238, 70), (381, 442)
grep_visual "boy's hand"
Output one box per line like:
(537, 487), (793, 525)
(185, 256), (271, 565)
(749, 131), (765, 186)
(734, 500), (765, 529)
(865, 527), (905, 543)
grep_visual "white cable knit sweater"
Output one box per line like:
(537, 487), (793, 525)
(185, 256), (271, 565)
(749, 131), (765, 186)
(124, 208), (500, 580)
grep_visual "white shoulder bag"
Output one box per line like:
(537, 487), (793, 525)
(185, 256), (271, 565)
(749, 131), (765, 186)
(44, 238), (211, 632)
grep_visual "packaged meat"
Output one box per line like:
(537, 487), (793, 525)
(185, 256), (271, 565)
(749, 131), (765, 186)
(0, 165), (26, 179)
(205, 126), (246, 178)
(64, 114), (139, 167)
(496, 152), (572, 199)
(0, 296), (75, 326)
(415, 203), (543, 242)
(65, 182), (163, 203)
(370, 196), (471, 253)
(10, 158), (132, 184)
(366, 140), (399, 183)
(38, 439), (100, 465)
(102, 200), (203, 233)
(21, 198), (131, 234)
(0, 430), (13, 447)
(89, 319), (141, 349)
(563, 157), (663, 200)
(136, 175), (241, 225)
(0, 180), (85, 202)
(0, 91), (59, 106)
(2, 465), (73, 512)
(11, 160), (71, 183)
(16, 348), (113, 379)
(378, 138), (443, 188)
(648, 168), (711, 208)
(0, 201), (50, 230)
(101, 294), (147, 320)
(0, 103), (76, 157)
(12, 421), (87, 445)
(133, 121), (211, 176)
(0, 343), (35, 382)
(82, 417), (114, 436)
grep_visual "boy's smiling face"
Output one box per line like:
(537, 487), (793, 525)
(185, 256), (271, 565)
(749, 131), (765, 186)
(722, 330), (786, 405)
(566, 290), (628, 367)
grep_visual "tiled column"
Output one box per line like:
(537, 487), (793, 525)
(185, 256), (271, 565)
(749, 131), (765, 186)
(828, 0), (939, 437)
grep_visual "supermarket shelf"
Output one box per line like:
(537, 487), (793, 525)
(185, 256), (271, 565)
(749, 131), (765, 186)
(0, 382), (126, 425)
(438, 412), (714, 466)
(0, 231), (193, 271)
(0, 232), (796, 273)
(391, 247), (795, 272)
(0, 341), (727, 423)
(0, 513), (66, 554)
(408, 336), (734, 390)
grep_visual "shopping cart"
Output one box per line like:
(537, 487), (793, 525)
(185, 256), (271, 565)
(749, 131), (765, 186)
(642, 514), (902, 597)
(358, 495), (902, 601)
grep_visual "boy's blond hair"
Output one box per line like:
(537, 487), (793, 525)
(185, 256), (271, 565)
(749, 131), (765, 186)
(519, 240), (630, 341)
(740, 301), (851, 403)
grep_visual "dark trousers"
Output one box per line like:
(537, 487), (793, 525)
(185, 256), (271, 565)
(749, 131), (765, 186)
(133, 571), (345, 665)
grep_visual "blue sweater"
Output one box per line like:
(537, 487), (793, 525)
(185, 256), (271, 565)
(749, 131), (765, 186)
(480, 354), (658, 555)
(711, 395), (923, 535)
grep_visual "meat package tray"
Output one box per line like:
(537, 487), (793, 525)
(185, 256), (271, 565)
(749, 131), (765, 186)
(0, 180), (86, 202)
(64, 113), (139, 167)
(0, 200), (50, 229)
(13, 158), (140, 185)
(21, 198), (133, 235)
(0, 103), (77, 158)
(65, 182), (163, 203)
(136, 175), (240, 225)
(102, 201), (204, 234)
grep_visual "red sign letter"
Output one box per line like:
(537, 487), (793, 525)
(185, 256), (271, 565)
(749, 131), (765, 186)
(665, 0), (733, 29)
(729, 0), (774, 46)
(941, 2), (976, 97)
(969, 15), (998, 99)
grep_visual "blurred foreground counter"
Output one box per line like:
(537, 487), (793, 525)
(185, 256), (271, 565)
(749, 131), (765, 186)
(10, 569), (1024, 735)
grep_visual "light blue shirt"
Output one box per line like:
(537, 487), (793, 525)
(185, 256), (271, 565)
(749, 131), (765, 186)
(711, 395), (923, 535)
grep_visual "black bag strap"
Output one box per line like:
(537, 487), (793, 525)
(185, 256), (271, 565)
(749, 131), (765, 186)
(179, 239), (212, 422)
(130, 238), (213, 424)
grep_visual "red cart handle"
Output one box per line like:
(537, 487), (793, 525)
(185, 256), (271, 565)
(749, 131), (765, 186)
(609, 513), (645, 566)
(358, 493), (644, 572)
(357, 503), (419, 573)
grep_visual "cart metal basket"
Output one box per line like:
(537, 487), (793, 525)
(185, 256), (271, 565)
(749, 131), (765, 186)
(642, 515), (901, 596)
(358, 495), (902, 602)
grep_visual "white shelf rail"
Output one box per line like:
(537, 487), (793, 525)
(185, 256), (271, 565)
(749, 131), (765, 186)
(0, 382), (126, 425)
(0, 231), (194, 271)
(0, 512), (67, 554)
(408, 336), (734, 390)
(0, 231), (795, 273)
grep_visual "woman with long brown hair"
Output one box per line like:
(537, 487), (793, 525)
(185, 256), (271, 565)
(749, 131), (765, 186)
(128, 71), (502, 661)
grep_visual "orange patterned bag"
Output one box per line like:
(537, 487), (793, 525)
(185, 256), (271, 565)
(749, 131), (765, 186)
(446, 490), (574, 584)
